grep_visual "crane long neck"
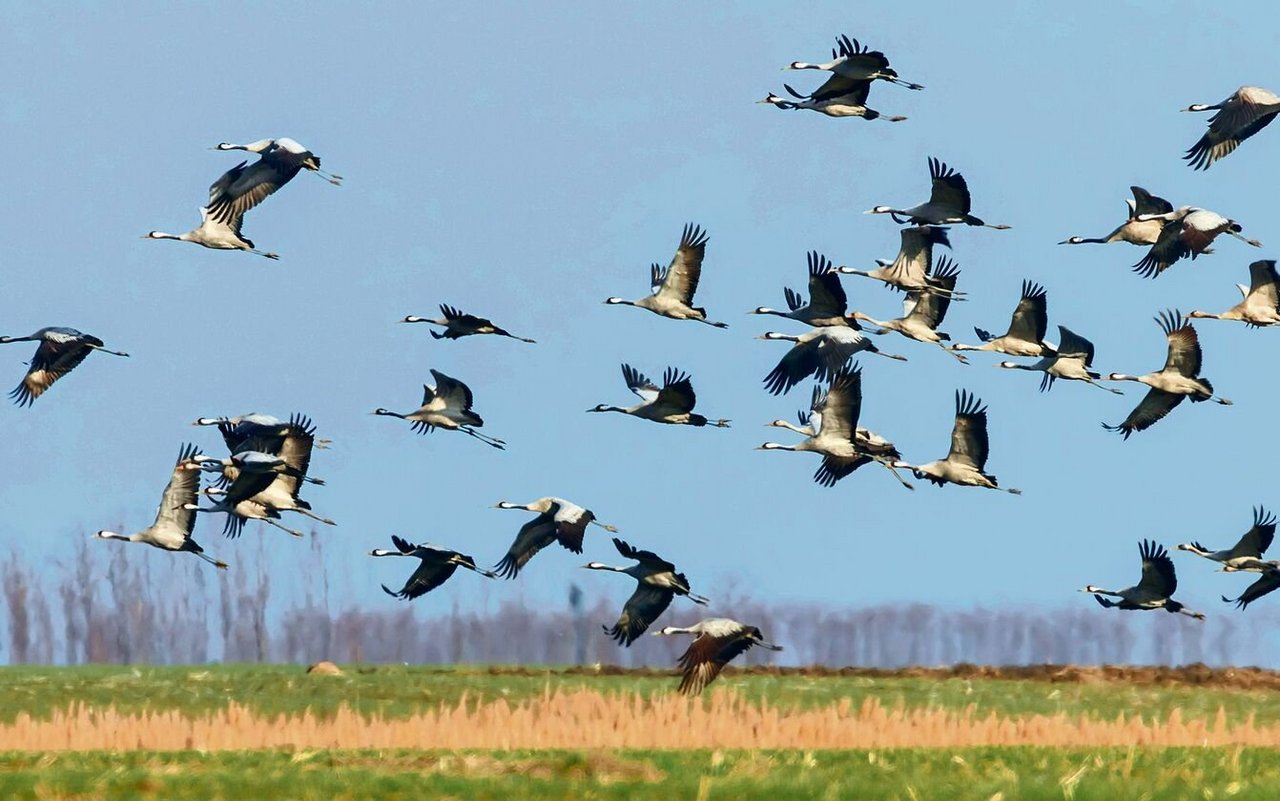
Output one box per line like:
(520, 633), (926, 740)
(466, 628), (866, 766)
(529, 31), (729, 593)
(855, 313), (891, 328)
(586, 563), (628, 573)
(97, 531), (141, 542)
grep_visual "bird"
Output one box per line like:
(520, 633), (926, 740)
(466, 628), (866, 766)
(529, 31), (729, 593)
(836, 226), (961, 298)
(750, 251), (854, 326)
(187, 492), (303, 539)
(201, 138), (339, 240)
(759, 328), (905, 396)
(374, 369), (505, 448)
(589, 364), (730, 427)
(1188, 260), (1280, 327)
(94, 444), (228, 569)
(1081, 540), (1204, 620)
(997, 325), (1121, 394)
(891, 390), (1021, 494)
(197, 414), (296, 469)
(758, 365), (913, 489)
(493, 497), (617, 579)
(758, 81), (906, 122)
(194, 413), (327, 490)
(193, 450), (323, 489)
(197, 416), (333, 526)
(401, 305), (535, 343)
(370, 535), (496, 600)
(653, 618), (783, 695)
(212, 138), (342, 187)
(1102, 310), (1231, 439)
(605, 224), (727, 327)
(194, 412), (282, 427)
(1177, 506), (1276, 570)
(1220, 563), (1280, 610)
(1182, 86), (1280, 170)
(1132, 207), (1261, 279)
(865, 158), (1010, 229)
(146, 150), (296, 260)
(1058, 186), (1173, 246)
(849, 257), (968, 362)
(784, 34), (924, 90)
(0, 327), (129, 407)
(193, 412), (333, 452)
(767, 385), (905, 474)
(584, 538), (709, 646)
(949, 281), (1050, 357)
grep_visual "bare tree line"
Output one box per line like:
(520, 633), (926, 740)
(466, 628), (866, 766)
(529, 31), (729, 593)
(1, 534), (1273, 668)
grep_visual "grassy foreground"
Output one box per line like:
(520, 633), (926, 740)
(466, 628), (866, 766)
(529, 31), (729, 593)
(3, 663), (1280, 724)
(0, 747), (1277, 800)
(3, 665), (1280, 799)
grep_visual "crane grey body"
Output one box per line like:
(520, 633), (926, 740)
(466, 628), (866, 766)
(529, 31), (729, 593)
(1221, 562), (1280, 610)
(1189, 260), (1280, 327)
(371, 535), (495, 600)
(751, 251), (855, 327)
(493, 497), (616, 579)
(950, 281), (1049, 357)
(605, 224), (726, 327)
(1082, 540), (1204, 619)
(837, 226), (961, 299)
(759, 81), (905, 121)
(374, 369), (505, 448)
(767, 390), (903, 474)
(1178, 506), (1276, 570)
(1132, 207), (1261, 279)
(185, 493), (303, 539)
(200, 416), (333, 526)
(759, 365), (913, 489)
(759, 328), (905, 396)
(785, 34), (924, 90)
(1183, 86), (1280, 170)
(1059, 186), (1172, 246)
(866, 158), (1010, 229)
(95, 444), (228, 569)
(998, 325), (1121, 394)
(590, 364), (729, 427)
(891, 390), (1020, 494)
(1103, 310), (1231, 439)
(402, 304), (535, 343)
(148, 138), (338, 260)
(851, 257), (967, 362)
(0, 327), (129, 407)
(586, 537), (709, 646)
(653, 618), (783, 695)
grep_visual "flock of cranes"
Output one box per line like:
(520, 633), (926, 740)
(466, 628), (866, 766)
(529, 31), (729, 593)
(6, 33), (1280, 692)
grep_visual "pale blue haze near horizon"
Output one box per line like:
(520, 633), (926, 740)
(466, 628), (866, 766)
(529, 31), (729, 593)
(2, 3), (1278, 648)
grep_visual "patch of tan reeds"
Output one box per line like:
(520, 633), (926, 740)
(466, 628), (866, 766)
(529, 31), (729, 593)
(2, 691), (1279, 751)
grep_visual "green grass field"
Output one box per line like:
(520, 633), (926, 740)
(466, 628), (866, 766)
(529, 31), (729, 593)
(3, 665), (1280, 800)
(2, 748), (1279, 800)
(3, 663), (1279, 724)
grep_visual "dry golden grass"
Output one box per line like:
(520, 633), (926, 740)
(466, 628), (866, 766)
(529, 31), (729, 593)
(3, 690), (1280, 751)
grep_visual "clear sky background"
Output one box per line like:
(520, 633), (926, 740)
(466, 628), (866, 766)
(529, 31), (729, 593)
(1, 2), (1278, 632)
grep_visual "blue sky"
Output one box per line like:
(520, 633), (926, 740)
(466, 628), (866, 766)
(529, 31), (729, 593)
(1, 2), (1277, 626)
